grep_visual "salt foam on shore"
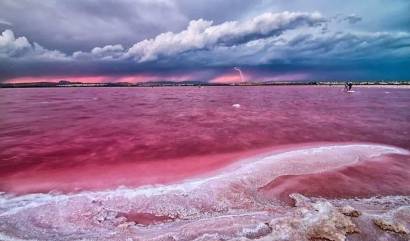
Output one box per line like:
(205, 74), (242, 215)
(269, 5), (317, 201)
(0, 143), (409, 241)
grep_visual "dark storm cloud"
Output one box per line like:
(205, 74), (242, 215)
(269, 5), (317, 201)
(175, 0), (257, 24)
(0, 0), (258, 54)
(0, 58), (191, 80)
(1, 10), (326, 62)
(125, 11), (325, 62)
(0, 0), (188, 53)
(0, 19), (12, 26)
(0, 11), (327, 81)
(0, 0), (410, 82)
(343, 15), (362, 24)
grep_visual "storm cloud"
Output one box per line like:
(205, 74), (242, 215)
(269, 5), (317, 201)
(126, 11), (325, 62)
(0, 0), (409, 82)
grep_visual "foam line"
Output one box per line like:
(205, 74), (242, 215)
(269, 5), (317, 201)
(1, 143), (407, 213)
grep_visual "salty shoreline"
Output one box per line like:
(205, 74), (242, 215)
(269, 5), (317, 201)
(1, 143), (409, 241)
(1, 86), (409, 241)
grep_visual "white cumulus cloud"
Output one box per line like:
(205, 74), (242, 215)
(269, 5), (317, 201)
(0, 29), (32, 57)
(73, 44), (125, 60)
(0, 29), (67, 60)
(126, 11), (326, 62)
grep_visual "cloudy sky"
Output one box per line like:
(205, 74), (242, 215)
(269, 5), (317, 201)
(1, 0), (409, 83)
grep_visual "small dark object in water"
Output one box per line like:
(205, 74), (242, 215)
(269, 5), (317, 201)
(345, 82), (353, 91)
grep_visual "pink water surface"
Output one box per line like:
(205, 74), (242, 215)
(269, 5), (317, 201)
(0, 86), (409, 197)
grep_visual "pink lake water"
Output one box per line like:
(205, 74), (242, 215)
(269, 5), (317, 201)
(0, 86), (409, 241)
(1, 86), (409, 195)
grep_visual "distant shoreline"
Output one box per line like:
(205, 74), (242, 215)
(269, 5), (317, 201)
(1, 81), (409, 88)
(315, 84), (410, 89)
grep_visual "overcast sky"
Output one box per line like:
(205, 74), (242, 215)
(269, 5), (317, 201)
(1, 0), (409, 82)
